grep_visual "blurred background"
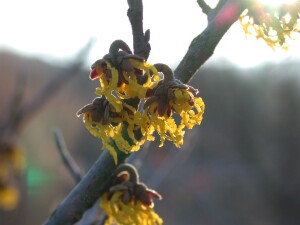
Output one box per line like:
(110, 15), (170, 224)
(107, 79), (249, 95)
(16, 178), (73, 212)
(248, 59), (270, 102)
(1, 51), (300, 225)
(1, 0), (300, 225)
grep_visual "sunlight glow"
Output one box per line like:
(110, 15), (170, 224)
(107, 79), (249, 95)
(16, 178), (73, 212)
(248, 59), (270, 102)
(1, 0), (300, 68)
(283, 14), (292, 24)
(258, 0), (297, 7)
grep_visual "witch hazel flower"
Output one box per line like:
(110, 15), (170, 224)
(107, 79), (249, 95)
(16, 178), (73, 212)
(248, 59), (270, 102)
(77, 40), (205, 163)
(143, 63), (205, 147)
(100, 164), (163, 225)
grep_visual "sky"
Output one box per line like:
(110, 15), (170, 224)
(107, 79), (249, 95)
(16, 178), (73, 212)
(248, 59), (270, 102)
(0, 0), (299, 69)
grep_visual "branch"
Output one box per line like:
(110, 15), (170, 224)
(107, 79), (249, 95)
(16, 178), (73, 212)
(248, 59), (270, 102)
(53, 128), (104, 225)
(43, 2), (151, 223)
(53, 128), (82, 183)
(43, 150), (128, 225)
(76, 200), (102, 225)
(197, 0), (212, 16)
(127, 0), (151, 59)
(98, 214), (108, 225)
(175, 0), (247, 83)
(43, 1), (250, 224)
(215, 0), (228, 11)
(197, 0), (230, 23)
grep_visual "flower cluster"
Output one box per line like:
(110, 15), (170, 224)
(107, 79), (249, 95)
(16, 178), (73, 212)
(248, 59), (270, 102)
(239, 1), (300, 49)
(77, 40), (205, 163)
(0, 143), (24, 210)
(143, 63), (205, 147)
(100, 164), (162, 225)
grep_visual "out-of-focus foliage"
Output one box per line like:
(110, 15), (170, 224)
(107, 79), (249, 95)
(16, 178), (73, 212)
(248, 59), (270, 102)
(1, 52), (300, 225)
(240, 1), (300, 49)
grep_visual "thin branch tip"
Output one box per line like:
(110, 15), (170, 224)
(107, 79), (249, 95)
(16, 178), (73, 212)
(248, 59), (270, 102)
(127, 0), (150, 58)
(53, 128), (82, 183)
(197, 0), (212, 15)
(175, 0), (247, 83)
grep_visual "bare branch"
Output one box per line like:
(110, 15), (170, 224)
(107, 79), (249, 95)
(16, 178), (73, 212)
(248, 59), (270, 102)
(53, 128), (82, 183)
(127, 0), (151, 59)
(43, 150), (128, 225)
(175, 0), (247, 83)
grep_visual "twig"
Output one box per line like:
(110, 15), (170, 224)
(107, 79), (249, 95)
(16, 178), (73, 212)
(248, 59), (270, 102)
(43, 150), (128, 225)
(175, 0), (247, 83)
(127, 0), (151, 59)
(53, 128), (104, 225)
(197, 0), (212, 16)
(53, 128), (82, 183)
(198, 0), (229, 22)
